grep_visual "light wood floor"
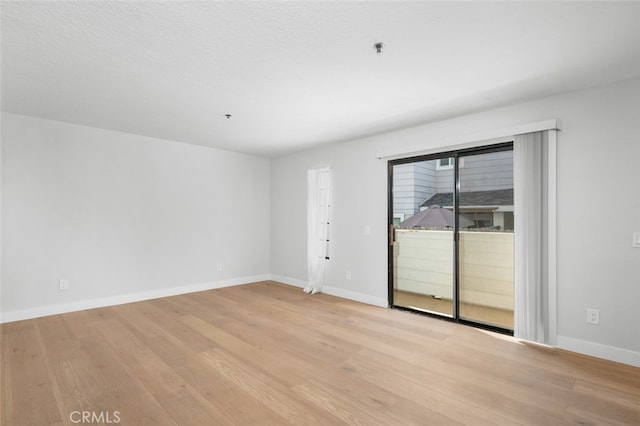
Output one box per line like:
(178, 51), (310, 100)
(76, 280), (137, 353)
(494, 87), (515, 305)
(2, 282), (639, 425)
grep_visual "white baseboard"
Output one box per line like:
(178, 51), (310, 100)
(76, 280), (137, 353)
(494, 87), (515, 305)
(557, 335), (640, 368)
(0, 274), (271, 323)
(270, 274), (307, 289)
(271, 275), (389, 308)
(321, 286), (389, 308)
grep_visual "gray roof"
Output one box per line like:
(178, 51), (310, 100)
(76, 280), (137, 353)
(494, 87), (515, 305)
(397, 205), (474, 229)
(420, 188), (513, 207)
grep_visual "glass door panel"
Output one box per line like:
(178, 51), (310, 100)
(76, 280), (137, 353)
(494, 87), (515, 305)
(391, 159), (454, 317)
(457, 150), (514, 329)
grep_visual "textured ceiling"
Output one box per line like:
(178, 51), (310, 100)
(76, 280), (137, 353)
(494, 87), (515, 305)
(3, 1), (640, 157)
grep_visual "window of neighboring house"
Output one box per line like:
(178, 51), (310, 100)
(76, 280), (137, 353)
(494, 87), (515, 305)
(461, 211), (493, 228)
(436, 157), (464, 170)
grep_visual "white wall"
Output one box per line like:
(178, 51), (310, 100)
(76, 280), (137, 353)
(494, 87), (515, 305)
(1, 113), (271, 321)
(271, 77), (640, 366)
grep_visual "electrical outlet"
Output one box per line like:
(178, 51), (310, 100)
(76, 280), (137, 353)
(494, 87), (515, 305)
(216, 263), (223, 272)
(587, 308), (600, 325)
(59, 279), (69, 291)
(345, 270), (352, 280)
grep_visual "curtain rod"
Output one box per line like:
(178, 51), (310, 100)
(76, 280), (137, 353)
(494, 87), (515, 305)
(376, 118), (561, 160)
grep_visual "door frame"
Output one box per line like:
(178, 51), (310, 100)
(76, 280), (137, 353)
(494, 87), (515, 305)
(387, 141), (514, 334)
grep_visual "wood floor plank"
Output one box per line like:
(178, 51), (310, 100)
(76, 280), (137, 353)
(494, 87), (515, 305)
(2, 321), (62, 425)
(292, 379), (386, 426)
(343, 347), (529, 425)
(171, 361), (291, 426)
(35, 316), (106, 423)
(199, 349), (337, 425)
(92, 317), (223, 426)
(340, 355), (504, 426)
(72, 333), (176, 425)
(2, 281), (639, 425)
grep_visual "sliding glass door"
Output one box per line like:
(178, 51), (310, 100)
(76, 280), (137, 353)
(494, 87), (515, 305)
(391, 158), (455, 317)
(457, 149), (514, 329)
(389, 143), (514, 331)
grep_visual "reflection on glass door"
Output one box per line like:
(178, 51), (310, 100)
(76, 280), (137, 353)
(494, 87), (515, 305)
(391, 158), (454, 317)
(458, 150), (514, 329)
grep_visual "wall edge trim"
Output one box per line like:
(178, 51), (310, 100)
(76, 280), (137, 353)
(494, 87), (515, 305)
(557, 335), (640, 368)
(0, 274), (271, 323)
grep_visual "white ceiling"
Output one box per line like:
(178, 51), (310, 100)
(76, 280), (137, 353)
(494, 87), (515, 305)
(3, 1), (640, 157)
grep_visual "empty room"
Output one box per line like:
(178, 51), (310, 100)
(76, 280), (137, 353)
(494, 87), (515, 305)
(2, 1), (640, 425)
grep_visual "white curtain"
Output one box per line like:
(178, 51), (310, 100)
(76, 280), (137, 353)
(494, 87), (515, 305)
(305, 167), (331, 294)
(513, 131), (551, 344)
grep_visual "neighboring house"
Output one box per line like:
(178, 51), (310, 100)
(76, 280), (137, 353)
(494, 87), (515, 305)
(420, 188), (514, 230)
(393, 151), (513, 230)
(392, 161), (437, 224)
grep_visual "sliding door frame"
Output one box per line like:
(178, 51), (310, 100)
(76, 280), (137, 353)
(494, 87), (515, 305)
(388, 141), (514, 334)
